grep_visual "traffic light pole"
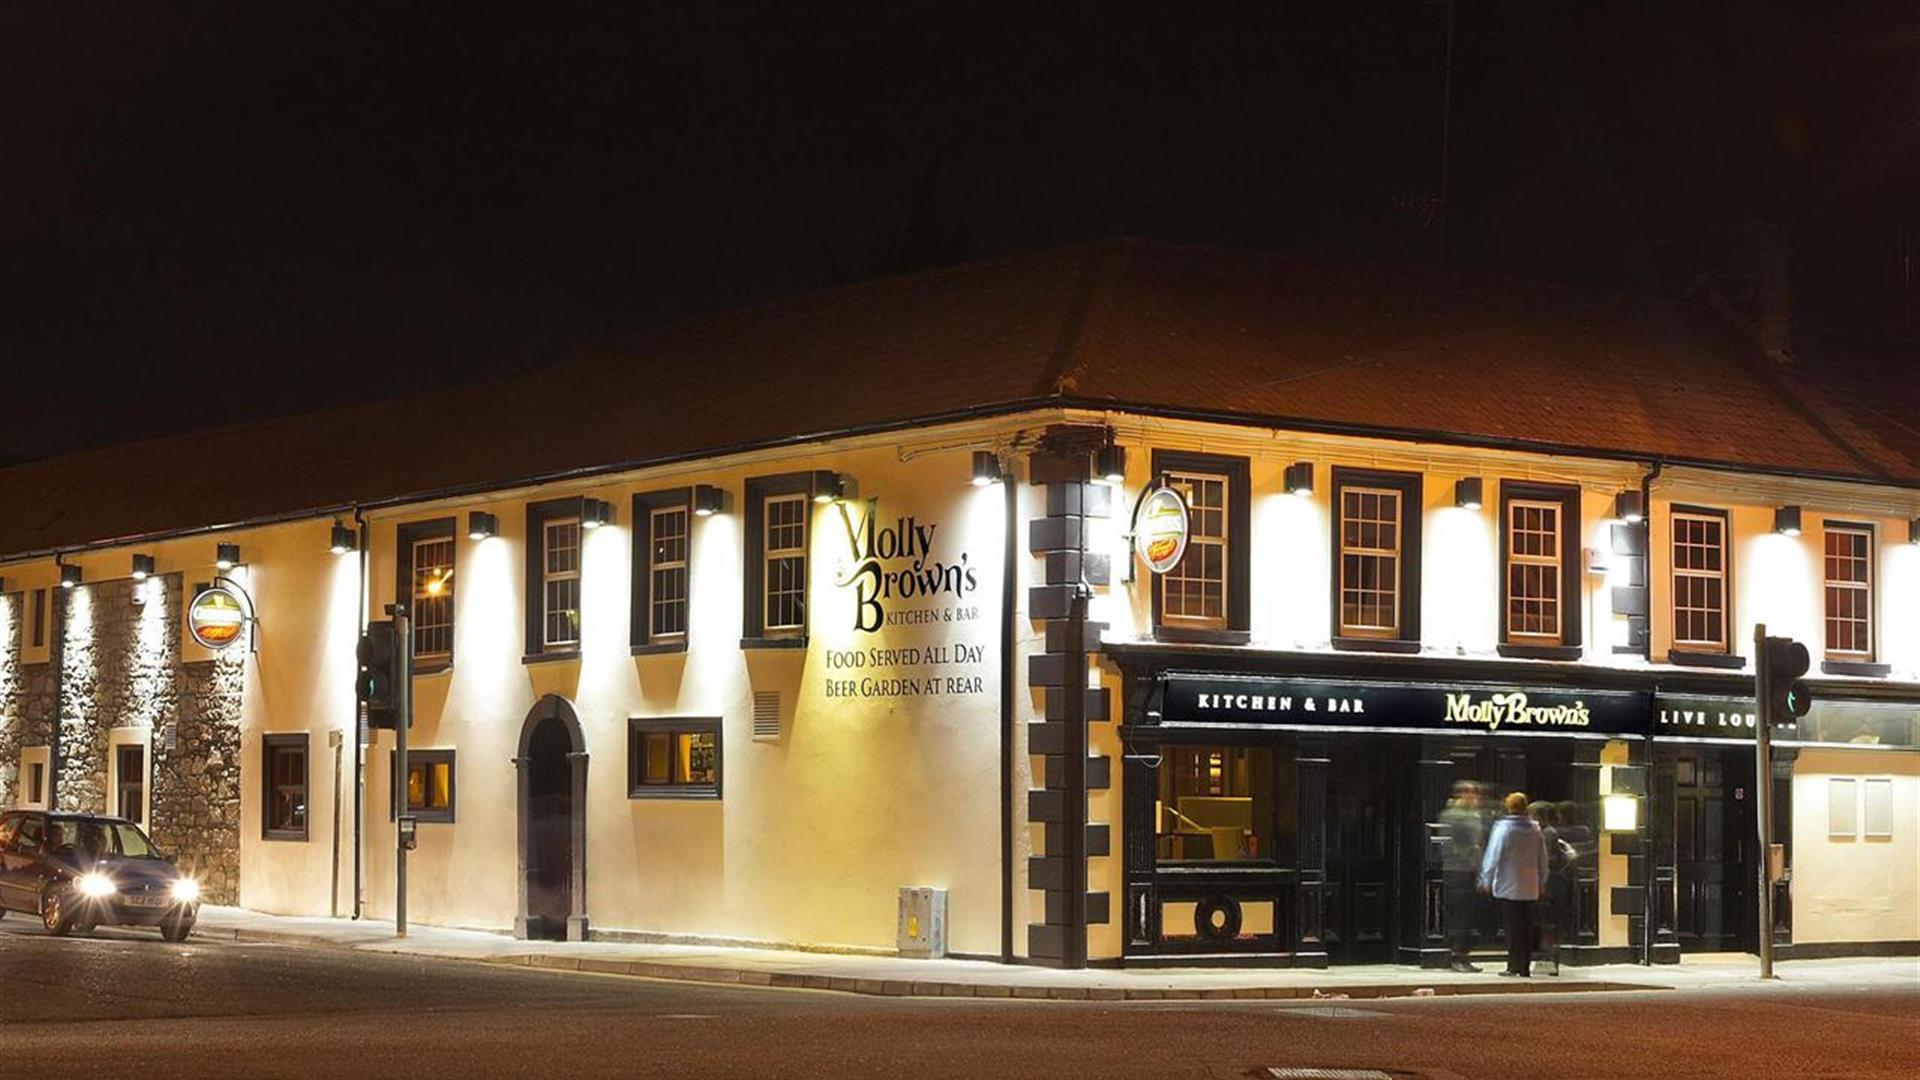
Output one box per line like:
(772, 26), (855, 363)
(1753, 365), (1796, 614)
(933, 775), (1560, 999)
(1753, 623), (1774, 981)
(392, 605), (412, 939)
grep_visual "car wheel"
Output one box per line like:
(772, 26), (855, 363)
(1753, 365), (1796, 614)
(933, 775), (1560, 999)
(40, 887), (74, 937)
(160, 912), (193, 943)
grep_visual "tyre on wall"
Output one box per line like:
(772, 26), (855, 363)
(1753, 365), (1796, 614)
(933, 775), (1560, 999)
(1193, 895), (1242, 942)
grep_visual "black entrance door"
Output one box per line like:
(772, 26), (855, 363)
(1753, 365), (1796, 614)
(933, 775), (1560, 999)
(525, 715), (574, 940)
(1325, 749), (1397, 963)
(1671, 746), (1755, 952)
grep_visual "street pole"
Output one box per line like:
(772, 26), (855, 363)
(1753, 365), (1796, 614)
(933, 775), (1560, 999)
(392, 604), (412, 939)
(1753, 623), (1774, 980)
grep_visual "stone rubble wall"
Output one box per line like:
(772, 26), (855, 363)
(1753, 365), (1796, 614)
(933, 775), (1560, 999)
(155, 655), (244, 901)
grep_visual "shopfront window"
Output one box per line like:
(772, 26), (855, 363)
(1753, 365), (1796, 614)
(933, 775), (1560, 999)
(1156, 745), (1282, 863)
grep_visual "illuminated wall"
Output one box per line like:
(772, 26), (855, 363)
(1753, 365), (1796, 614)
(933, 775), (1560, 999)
(1792, 748), (1920, 944)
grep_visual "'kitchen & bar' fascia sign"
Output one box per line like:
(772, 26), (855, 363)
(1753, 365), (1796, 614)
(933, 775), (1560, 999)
(1160, 673), (1650, 738)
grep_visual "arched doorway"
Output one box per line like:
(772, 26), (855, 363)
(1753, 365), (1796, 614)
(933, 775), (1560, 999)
(515, 694), (588, 941)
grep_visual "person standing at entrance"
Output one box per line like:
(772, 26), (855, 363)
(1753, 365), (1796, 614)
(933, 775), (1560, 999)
(1478, 791), (1550, 977)
(1438, 781), (1487, 972)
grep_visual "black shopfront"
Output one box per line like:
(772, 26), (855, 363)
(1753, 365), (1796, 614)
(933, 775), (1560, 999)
(1110, 644), (1655, 969)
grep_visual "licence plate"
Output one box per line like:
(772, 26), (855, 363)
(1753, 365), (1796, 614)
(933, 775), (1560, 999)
(125, 894), (168, 907)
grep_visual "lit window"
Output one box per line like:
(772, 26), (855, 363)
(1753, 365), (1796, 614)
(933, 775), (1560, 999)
(543, 518), (582, 649)
(628, 718), (722, 798)
(1161, 472), (1228, 628)
(411, 535), (455, 659)
(1672, 510), (1728, 652)
(1340, 487), (1402, 637)
(763, 494), (808, 634)
(1824, 525), (1873, 658)
(650, 505), (689, 640)
(262, 734), (308, 841)
(1155, 744), (1285, 864)
(393, 749), (455, 823)
(1506, 500), (1562, 643)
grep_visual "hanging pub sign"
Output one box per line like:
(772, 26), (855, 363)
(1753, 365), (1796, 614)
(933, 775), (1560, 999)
(187, 584), (249, 650)
(1132, 485), (1190, 575)
(1160, 673), (1651, 738)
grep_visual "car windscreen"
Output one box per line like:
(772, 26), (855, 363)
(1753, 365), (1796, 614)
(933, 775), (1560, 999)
(48, 819), (159, 859)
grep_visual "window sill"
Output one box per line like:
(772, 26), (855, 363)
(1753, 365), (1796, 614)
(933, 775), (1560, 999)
(740, 636), (807, 650)
(1821, 659), (1890, 677)
(389, 811), (456, 824)
(261, 831), (309, 843)
(521, 650), (581, 666)
(631, 641), (688, 657)
(412, 660), (452, 677)
(628, 788), (722, 801)
(1497, 643), (1583, 662)
(1151, 627), (1251, 646)
(1668, 649), (1746, 670)
(1330, 637), (1421, 655)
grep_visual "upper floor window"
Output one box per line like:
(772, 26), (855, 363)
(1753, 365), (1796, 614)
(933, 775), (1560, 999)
(632, 489), (696, 652)
(1671, 507), (1729, 653)
(396, 518), (455, 666)
(543, 518), (582, 649)
(742, 473), (817, 646)
(1330, 467), (1422, 649)
(1150, 450), (1251, 643)
(1498, 481), (1582, 658)
(1823, 523), (1873, 659)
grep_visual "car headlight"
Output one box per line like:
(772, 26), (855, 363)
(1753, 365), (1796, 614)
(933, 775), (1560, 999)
(170, 878), (201, 903)
(78, 872), (116, 898)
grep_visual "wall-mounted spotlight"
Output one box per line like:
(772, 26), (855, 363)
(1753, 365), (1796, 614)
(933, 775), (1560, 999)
(329, 521), (357, 555)
(1773, 505), (1802, 537)
(810, 470), (851, 505)
(215, 542), (240, 571)
(1614, 490), (1646, 524)
(131, 553), (155, 581)
(692, 484), (726, 518)
(467, 511), (498, 540)
(60, 564), (83, 589)
(1284, 461), (1315, 498)
(1454, 477), (1483, 510)
(1094, 442), (1127, 485)
(581, 498), (615, 530)
(970, 450), (1004, 487)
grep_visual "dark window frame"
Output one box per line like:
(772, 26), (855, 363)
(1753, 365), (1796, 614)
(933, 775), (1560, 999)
(396, 517), (457, 672)
(627, 717), (724, 800)
(1668, 503), (1736, 664)
(114, 743), (145, 824)
(524, 496), (587, 663)
(631, 487), (693, 654)
(390, 748), (457, 824)
(1329, 466), (1423, 651)
(262, 733), (310, 841)
(1148, 450), (1252, 644)
(31, 588), (47, 649)
(742, 473), (816, 648)
(1497, 480), (1583, 659)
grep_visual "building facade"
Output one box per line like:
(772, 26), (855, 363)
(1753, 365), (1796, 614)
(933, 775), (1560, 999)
(2, 242), (1916, 966)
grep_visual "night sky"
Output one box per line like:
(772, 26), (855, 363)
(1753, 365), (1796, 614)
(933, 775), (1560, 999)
(3, 2), (1913, 460)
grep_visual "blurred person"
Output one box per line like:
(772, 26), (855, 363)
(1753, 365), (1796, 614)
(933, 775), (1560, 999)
(1438, 781), (1487, 971)
(1529, 800), (1567, 976)
(1479, 790), (1550, 977)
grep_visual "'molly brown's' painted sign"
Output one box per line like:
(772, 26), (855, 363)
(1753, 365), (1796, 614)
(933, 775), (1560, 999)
(836, 499), (980, 633)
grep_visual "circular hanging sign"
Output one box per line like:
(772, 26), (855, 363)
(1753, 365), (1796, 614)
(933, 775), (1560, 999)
(188, 585), (248, 650)
(1133, 485), (1191, 574)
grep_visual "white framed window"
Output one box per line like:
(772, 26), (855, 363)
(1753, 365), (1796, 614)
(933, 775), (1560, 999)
(650, 505), (690, 640)
(763, 494), (808, 634)
(1339, 486), (1401, 638)
(1823, 524), (1872, 659)
(17, 745), (50, 809)
(411, 535), (455, 659)
(1162, 471), (1228, 628)
(543, 517), (582, 649)
(1671, 509), (1728, 652)
(1507, 499), (1562, 643)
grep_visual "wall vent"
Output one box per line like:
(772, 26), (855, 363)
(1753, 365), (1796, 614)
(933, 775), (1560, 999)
(752, 691), (781, 741)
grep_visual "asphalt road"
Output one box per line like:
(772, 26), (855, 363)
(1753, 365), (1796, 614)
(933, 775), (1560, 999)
(1, 918), (1915, 1080)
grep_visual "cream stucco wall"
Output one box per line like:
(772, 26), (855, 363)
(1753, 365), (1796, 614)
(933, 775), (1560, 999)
(1791, 747), (1920, 944)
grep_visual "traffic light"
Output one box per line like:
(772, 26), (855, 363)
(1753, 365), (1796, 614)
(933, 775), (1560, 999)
(357, 620), (401, 728)
(1759, 634), (1812, 721)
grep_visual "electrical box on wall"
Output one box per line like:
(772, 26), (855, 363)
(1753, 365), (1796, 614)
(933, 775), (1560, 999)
(896, 886), (948, 959)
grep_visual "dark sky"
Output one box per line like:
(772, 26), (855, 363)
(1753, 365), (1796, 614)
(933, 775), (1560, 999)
(2, 2), (1914, 460)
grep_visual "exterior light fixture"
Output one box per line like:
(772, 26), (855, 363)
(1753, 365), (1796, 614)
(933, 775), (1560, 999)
(329, 521), (357, 555)
(692, 484), (726, 517)
(1773, 505), (1802, 537)
(810, 470), (848, 505)
(581, 498), (614, 530)
(215, 542), (240, 571)
(1614, 490), (1646, 524)
(970, 450), (1004, 487)
(1454, 477), (1483, 510)
(1284, 461), (1315, 498)
(131, 553), (155, 581)
(467, 511), (498, 540)
(60, 564), (83, 589)
(1094, 442), (1127, 485)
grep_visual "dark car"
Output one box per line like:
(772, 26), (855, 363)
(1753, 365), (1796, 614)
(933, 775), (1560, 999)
(0, 810), (200, 940)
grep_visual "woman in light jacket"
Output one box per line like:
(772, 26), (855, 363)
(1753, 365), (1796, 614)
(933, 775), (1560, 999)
(1478, 791), (1551, 977)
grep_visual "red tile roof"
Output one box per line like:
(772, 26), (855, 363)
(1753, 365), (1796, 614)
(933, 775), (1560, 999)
(1, 239), (1913, 557)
